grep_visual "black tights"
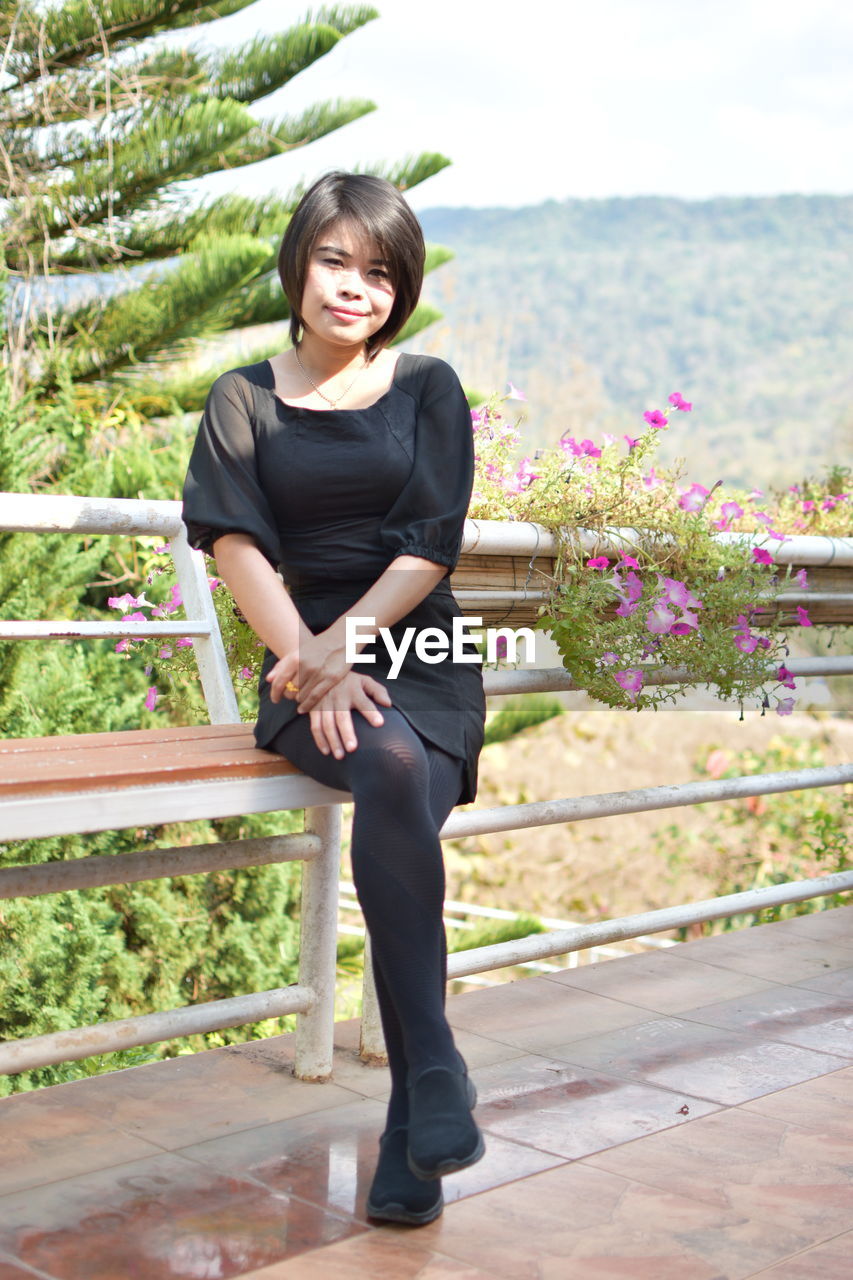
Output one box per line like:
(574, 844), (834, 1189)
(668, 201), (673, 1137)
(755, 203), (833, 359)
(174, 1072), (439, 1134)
(269, 706), (465, 1130)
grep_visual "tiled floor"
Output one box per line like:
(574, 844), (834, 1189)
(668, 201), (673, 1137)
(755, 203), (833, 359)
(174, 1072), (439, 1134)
(1, 907), (851, 1279)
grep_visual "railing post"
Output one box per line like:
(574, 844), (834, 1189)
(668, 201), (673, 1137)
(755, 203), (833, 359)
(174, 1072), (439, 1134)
(359, 933), (387, 1064)
(294, 804), (342, 1081)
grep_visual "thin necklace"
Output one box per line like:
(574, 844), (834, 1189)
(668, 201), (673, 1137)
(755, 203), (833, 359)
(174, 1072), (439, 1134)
(294, 344), (369, 409)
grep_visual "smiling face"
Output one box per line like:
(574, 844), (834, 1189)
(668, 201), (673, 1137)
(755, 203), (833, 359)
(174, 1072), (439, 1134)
(299, 220), (396, 354)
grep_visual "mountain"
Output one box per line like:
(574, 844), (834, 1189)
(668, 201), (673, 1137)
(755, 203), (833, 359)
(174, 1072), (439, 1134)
(411, 195), (853, 490)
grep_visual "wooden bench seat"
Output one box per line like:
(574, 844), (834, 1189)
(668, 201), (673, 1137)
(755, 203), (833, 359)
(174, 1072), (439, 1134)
(0, 724), (348, 842)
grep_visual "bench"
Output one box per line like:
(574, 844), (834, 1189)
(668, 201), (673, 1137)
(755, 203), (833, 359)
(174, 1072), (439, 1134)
(0, 493), (351, 1081)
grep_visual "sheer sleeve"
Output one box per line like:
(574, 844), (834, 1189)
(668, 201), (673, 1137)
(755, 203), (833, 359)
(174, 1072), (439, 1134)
(181, 370), (281, 567)
(379, 358), (474, 574)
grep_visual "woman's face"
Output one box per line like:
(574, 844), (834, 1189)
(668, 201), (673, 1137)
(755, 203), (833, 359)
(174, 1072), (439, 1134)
(300, 219), (396, 350)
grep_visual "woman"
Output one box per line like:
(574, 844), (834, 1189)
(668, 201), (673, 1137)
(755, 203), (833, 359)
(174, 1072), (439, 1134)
(182, 171), (487, 1226)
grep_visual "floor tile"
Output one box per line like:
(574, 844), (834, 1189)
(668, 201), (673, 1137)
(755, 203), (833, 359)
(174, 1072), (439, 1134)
(470, 1053), (719, 1158)
(542, 1014), (849, 1104)
(757, 906), (853, 949)
(754, 1230), (853, 1278)
(793, 964), (853, 998)
(740, 1065), (853, 1132)
(543, 950), (776, 1014)
(585, 1104), (853, 1235)
(673, 928), (853, 984)
(176, 1093), (565, 1219)
(237, 1232), (500, 1278)
(447, 976), (649, 1052)
(40, 1043), (367, 1151)
(682, 983), (853, 1057)
(0, 1148), (364, 1279)
(413, 1161), (819, 1280)
(0, 1092), (167, 1195)
(0, 1258), (59, 1280)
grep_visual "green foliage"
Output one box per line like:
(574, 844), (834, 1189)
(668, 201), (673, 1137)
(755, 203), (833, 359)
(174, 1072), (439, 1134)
(0, 384), (305, 1094)
(483, 693), (565, 745)
(2, 1), (450, 406)
(446, 912), (545, 954)
(655, 733), (851, 936)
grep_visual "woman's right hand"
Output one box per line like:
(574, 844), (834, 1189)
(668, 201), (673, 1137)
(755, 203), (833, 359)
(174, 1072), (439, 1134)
(306, 671), (392, 760)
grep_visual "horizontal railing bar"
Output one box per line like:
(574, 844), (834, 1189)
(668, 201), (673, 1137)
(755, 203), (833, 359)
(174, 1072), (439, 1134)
(0, 493), (183, 536)
(441, 763), (853, 839)
(0, 833), (321, 900)
(482, 657), (853, 697)
(460, 518), (853, 566)
(456, 590), (853, 607)
(446, 870), (853, 978)
(0, 621), (212, 639)
(5, 500), (850, 566)
(0, 983), (316, 1075)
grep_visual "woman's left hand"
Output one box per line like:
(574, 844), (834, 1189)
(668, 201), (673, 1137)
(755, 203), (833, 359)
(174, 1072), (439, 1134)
(266, 630), (351, 712)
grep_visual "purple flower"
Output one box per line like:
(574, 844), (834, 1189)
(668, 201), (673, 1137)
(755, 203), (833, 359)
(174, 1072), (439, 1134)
(752, 547), (774, 565)
(613, 668), (644, 700)
(618, 554), (640, 570)
(600, 651), (620, 665)
(646, 601), (677, 634)
(643, 410), (668, 429)
(794, 569), (809, 588)
(796, 606), (812, 627)
(776, 697), (795, 717)
(144, 687), (159, 711)
(587, 556), (610, 570)
(776, 665), (796, 689)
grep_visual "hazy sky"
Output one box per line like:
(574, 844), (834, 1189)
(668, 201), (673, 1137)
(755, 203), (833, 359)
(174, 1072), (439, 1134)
(190, 0), (853, 209)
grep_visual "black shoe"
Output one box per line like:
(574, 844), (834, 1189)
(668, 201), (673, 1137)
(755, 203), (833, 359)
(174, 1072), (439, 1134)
(365, 1126), (445, 1226)
(406, 1061), (485, 1181)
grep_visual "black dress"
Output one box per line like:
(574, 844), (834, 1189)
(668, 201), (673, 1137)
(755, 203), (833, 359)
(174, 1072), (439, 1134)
(181, 352), (486, 805)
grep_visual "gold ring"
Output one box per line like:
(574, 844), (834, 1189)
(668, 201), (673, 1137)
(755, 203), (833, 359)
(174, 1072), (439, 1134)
(285, 681), (299, 694)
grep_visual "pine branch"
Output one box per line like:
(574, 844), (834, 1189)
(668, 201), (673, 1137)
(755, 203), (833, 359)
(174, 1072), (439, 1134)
(40, 234), (272, 383)
(216, 97), (377, 167)
(5, 0), (257, 85)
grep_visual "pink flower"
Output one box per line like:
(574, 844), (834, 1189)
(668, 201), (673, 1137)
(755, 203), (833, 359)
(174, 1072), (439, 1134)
(713, 499), (744, 530)
(794, 569), (809, 588)
(614, 598), (642, 618)
(239, 666), (253, 680)
(671, 610), (701, 634)
(623, 434), (640, 451)
(796, 606), (812, 627)
(154, 543), (171, 554)
(752, 547), (774, 565)
(208, 577), (221, 591)
(613, 668), (644, 700)
(600, 651), (620, 665)
(646, 601), (677, 634)
(668, 392), (693, 411)
(158, 646), (173, 660)
(506, 381), (527, 401)
(121, 611), (149, 623)
(587, 556), (610, 570)
(660, 577), (703, 611)
(801, 500), (815, 513)
(115, 638), (132, 654)
(678, 483), (711, 513)
(753, 512), (773, 527)
(108, 592), (151, 611)
(618, 554), (640, 570)
(153, 584), (183, 617)
(776, 697), (795, 717)
(176, 637), (194, 649)
(747, 489), (764, 501)
(776, 665), (796, 689)
(734, 632), (760, 654)
(144, 687), (159, 711)
(642, 467), (663, 490)
(494, 635), (509, 659)
(643, 410), (668, 429)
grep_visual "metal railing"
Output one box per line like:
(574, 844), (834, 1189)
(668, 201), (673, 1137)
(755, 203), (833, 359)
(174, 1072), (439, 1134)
(1, 495), (851, 1076)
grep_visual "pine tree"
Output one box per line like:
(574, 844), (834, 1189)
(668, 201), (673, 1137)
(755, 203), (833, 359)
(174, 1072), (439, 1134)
(1, 1), (450, 407)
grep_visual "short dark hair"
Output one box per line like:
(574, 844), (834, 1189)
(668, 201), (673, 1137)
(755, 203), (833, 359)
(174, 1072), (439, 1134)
(278, 172), (425, 359)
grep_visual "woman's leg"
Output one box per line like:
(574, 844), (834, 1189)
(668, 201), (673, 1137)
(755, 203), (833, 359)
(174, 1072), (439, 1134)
(269, 708), (465, 1094)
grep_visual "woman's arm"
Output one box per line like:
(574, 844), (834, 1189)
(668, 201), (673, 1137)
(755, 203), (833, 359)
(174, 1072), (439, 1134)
(210, 532), (314, 662)
(266, 553), (447, 708)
